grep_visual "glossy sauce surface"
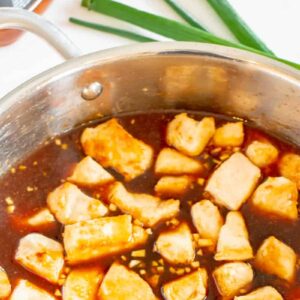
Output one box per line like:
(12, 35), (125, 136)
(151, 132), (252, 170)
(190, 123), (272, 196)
(0, 111), (300, 299)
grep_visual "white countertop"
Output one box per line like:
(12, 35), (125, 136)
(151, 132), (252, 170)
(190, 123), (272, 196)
(1, 0), (300, 98)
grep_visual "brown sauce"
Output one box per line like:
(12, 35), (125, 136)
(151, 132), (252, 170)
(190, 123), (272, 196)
(0, 111), (300, 299)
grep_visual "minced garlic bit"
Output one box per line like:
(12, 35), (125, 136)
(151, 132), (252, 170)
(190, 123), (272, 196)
(61, 144), (68, 150)
(18, 165), (27, 171)
(129, 260), (141, 268)
(131, 249), (146, 258)
(10, 168), (16, 174)
(5, 197), (13, 206)
(7, 205), (15, 213)
(26, 186), (34, 192)
(197, 178), (205, 186)
(191, 261), (200, 268)
(146, 228), (153, 235)
(130, 119), (136, 125)
(54, 289), (62, 296)
(139, 269), (146, 275)
(109, 203), (118, 212)
(33, 161), (38, 166)
(55, 139), (62, 146)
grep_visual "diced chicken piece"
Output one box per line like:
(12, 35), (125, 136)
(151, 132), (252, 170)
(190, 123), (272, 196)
(162, 269), (208, 300)
(155, 176), (193, 197)
(213, 122), (244, 147)
(155, 148), (204, 175)
(68, 156), (114, 186)
(0, 267), (11, 298)
(235, 286), (283, 300)
(251, 177), (298, 220)
(246, 141), (278, 168)
(98, 262), (157, 300)
(10, 279), (55, 300)
(27, 208), (56, 227)
(215, 212), (253, 261)
(279, 153), (300, 189)
(63, 266), (104, 300)
(109, 182), (179, 227)
(254, 236), (296, 282)
(191, 200), (223, 249)
(15, 233), (64, 284)
(205, 152), (261, 210)
(166, 113), (215, 156)
(64, 215), (148, 264)
(47, 182), (108, 225)
(154, 223), (194, 265)
(81, 118), (153, 181)
(213, 262), (254, 298)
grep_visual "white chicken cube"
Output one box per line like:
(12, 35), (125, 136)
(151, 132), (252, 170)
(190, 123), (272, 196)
(63, 266), (104, 300)
(155, 148), (204, 175)
(47, 182), (108, 225)
(166, 113), (215, 156)
(205, 152), (261, 210)
(98, 262), (156, 300)
(279, 153), (300, 189)
(27, 208), (56, 227)
(213, 122), (244, 147)
(215, 211), (253, 261)
(64, 215), (148, 264)
(251, 177), (298, 220)
(255, 236), (296, 282)
(191, 200), (223, 248)
(154, 222), (194, 265)
(213, 262), (254, 298)
(162, 269), (208, 300)
(0, 267), (11, 298)
(68, 156), (114, 186)
(155, 176), (192, 197)
(109, 182), (180, 227)
(235, 286), (283, 300)
(15, 233), (64, 284)
(81, 118), (153, 181)
(246, 141), (278, 168)
(10, 280), (55, 300)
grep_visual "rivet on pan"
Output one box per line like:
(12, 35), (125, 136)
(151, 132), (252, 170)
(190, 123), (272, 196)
(81, 82), (103, 101)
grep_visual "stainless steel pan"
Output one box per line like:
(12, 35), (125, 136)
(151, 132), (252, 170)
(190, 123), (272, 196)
(1, 8), (300, 175)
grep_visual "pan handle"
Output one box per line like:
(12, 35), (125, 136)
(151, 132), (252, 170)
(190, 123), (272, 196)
(0, 7), (80, 59)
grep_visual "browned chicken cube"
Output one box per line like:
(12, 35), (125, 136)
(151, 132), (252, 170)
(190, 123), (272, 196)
(10, 280), (56, 300)
(251, 177), (298, 220)
(255, 236), (296, 282)
(47, 182), (108, 225)
(154, 223), (195, 265)
(97, 262), (157, 300)
(155, 148), (204, 175)
(109, 182), (180, 227)
(68, 156), (114, 186)
(279, 153), (300, 189)
(246, 141), (278, 168)
(15, 233), (64, 284)
(213, 122), (244, 147)
(205, 152), (261, 210)
(27, 208), (55, 227)
(213, 262), (253, 298)
(155, 176), (193, 197)
(191, 200), (223, 248)
(0, 267), (11, 298)
(81, 118), (153, 181)
(166, 113), (215, 156)
(235, 286), (283, 300)
(162, 269), (208, 300)
(63, 266), (104, 300)
(64, 215), (148, 264)
(215, 212), (253, 261)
